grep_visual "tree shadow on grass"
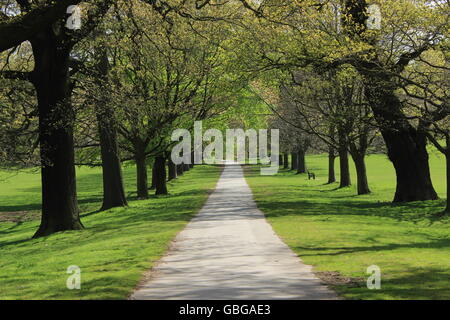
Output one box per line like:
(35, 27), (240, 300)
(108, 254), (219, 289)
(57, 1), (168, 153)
(0, 203), (41, 212)
(80, 209), (102, 219)
(81, 169), (223, 229)
(0, 195), (104, 213)
(0, 221), (24, 234)
(246, 165), (448, 223)
(0, 237), (37, 249)
(293, 238), (450, 257)
(257, 197), (448, 225)
(306, 186), (351, 193)
(0, 166), (221, 246)
(338, 267), (450, 300)
(80, 187), (208, 220)
(28, 276), (131, 300)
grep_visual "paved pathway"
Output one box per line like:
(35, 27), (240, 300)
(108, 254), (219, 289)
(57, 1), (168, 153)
(131, 164), (337, 300)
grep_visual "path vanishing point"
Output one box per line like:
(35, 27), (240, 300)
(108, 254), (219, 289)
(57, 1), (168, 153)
(131, 163), (337, 300)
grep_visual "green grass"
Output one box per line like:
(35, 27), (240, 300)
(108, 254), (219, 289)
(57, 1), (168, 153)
(0, 164), (222, 299)
(244, 153), (449, 300)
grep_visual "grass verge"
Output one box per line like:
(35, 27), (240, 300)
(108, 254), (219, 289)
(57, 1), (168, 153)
(0, 164), (222, 299)
(244, 153), (449, 300)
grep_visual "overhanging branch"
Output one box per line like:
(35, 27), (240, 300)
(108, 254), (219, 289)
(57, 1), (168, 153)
(0, 0), (83, 52)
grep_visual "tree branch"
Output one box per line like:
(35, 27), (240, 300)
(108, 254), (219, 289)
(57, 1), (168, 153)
(65, 0), (114, 48)
(0, 70), (32, 81)
(395, 44), (432, 73)
(0, 0), (83, 52)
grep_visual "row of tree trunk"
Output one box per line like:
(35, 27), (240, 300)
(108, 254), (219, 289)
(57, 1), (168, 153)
(282, 147), (371, 196)
(137, 154), (193, 199)
(284, 151), (308, 174)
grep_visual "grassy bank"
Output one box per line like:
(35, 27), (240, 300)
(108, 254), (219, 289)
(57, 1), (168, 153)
(0, 164), (222, 299)
(244, 153), (449, 300)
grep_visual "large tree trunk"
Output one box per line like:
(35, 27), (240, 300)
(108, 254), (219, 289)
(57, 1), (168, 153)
(31, 30), (82, 238)
(350, 152), (370, 195)
(98, 120), (128, 209)
(135, 153), (148, 199)
(291, 152), (298, 171)
(365, 84), (438, 202)
(284, 153), (289, 169)
(385, 130), (437, 202)
(328, 147), (336, 184)
(342, 0), (438, 203)
(154, 156), (168, 195)
(297, 149), (307, 174)
(338, 148), (351, 188)
(96, 51), (127, 211)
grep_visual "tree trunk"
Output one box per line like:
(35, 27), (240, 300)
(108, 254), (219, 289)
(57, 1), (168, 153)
(31, 30), (82, 238)
(344, 0), (438, 203)
(384, 132), (437, 202)
(284, 153), (289, 169)
(190, 152), (194, 168)
(150, 163), (156, 190)
(177, 162), (184, 176)
(445, 151), (450, 214)
(135, 153), (148, 199)
(154, 156), (168, 195)
(328, 148), (336, 184)
(96, 51), (127, 211)
(168, 157), (177, 181)
(361, 71), (438, 202)
(297, 149), (307, 174)
(338, 148), (351, 188)
(351, 152), (370, 195)
(98, 122), (128, 209)
(291, 152), (298, 170)
(370, 95), (437, 201)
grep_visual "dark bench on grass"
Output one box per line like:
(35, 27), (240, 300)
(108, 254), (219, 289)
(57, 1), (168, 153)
(308, 171), (316, 180)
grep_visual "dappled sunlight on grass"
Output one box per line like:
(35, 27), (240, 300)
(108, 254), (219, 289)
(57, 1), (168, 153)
(244, 153), (449, 300)
(0, 165), (222, 299)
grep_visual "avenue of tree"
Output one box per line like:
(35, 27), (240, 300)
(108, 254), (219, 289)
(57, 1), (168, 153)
(0, 0), (448, 238)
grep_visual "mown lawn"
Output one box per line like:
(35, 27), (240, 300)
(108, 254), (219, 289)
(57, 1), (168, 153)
(244, 153), (449, 300)
(0, 164), (222, 299)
